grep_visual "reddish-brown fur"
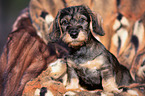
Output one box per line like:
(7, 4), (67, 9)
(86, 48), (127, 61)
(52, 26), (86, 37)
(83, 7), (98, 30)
(0, 12), (67, 96)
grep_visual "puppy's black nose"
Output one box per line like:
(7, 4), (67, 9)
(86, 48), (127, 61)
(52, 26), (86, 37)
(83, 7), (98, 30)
(69, 30), (79, 39)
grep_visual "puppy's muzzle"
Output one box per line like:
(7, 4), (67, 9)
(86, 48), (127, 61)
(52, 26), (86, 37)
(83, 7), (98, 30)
(69, 29), (79, 39)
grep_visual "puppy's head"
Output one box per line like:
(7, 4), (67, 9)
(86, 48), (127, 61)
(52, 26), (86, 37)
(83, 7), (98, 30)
(49, 5), (105, 47)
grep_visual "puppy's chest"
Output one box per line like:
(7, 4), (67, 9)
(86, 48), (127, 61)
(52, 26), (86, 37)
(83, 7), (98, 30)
(67, 49), (105, 76)
(68, 46), (104, 67)
(67, 54), (105, 86)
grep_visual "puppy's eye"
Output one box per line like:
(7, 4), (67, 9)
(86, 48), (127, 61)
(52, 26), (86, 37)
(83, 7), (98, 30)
(61, 19), (68, 25)
(78, 18), (86, 23)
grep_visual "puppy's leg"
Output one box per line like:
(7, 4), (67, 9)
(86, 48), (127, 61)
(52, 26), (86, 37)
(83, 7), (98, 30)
(65, 66), (80, 90)
(63, 67), (83, 96)
(101, 64), (121, 93)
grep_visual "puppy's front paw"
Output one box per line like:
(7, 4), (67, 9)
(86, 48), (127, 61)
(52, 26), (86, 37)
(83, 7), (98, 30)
(64, 91), (77, 96)
(65, 78), (80, 90)
(110, 88), (122, 93)
(102, 88), (122, 96)
(102, 77), (122, 93)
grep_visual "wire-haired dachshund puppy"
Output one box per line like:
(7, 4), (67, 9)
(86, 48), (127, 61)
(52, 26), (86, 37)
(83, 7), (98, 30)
(48, 5), (134, 93)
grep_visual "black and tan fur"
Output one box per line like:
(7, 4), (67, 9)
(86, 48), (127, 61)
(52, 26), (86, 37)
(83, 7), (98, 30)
(48, 5), (134, 93)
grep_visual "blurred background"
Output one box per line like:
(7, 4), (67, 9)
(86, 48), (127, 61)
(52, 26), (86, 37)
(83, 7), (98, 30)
(0, 0), (29, 55)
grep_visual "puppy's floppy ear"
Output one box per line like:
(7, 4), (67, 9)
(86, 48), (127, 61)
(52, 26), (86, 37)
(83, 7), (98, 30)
(85, 6), (105, 36)
(48, 10), (63, 42)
